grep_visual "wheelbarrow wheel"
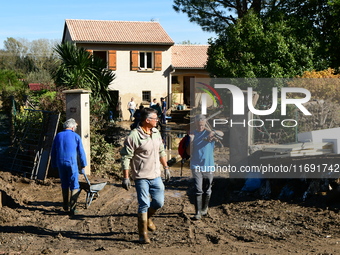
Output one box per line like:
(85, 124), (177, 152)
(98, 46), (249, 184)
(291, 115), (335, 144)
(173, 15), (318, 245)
(85, 192), (100, 209)
(85, 192), (94, 209)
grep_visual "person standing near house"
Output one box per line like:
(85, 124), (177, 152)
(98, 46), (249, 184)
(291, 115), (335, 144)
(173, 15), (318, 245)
(120, 108), (171, 244)
(127, 97), (137, 121)
(51, 118), (87, 216)
(130, 105), (144, 130)
(160, 97), (167, 124)
(151, 103), (162, 119)
(150, 98), (157, 107)
(187, 114), (222, 220)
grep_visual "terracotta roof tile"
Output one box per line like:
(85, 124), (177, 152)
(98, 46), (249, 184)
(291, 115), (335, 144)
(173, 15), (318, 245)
(171, 45), (208, 69)
(65, 19), (174, 45)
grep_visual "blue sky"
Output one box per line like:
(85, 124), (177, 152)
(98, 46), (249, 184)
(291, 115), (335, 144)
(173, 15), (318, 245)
(0, 0), (216, 50)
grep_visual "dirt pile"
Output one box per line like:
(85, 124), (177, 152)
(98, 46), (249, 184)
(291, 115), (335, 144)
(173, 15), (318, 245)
(1, 167), (340, 254)
(1, 122), (340, 254)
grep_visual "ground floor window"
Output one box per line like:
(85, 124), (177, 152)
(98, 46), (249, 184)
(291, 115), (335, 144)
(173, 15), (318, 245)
(142, 91), (151, 103)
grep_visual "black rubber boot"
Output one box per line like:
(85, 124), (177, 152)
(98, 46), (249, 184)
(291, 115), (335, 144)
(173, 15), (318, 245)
(70, 189), (80, 215)
(62, 189), (69, 212)
(193, 195), (203, 220)
(201, 194), (211, 216)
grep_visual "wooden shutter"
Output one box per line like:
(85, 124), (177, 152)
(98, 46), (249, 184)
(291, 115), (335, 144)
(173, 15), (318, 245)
(108, 50), (117, 71)
(154, 51), (162, 71)
(131, 51), (139, 71)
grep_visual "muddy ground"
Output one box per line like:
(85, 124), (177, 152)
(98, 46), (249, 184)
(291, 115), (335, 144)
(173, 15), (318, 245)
(1, 122), (340, 254)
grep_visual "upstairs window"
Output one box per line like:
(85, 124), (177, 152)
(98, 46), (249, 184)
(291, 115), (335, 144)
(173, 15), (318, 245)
(139, 52), (153, 70)
(131, 51), (162, 71)
(93, 51), (107, 63)
(89, 50), (116, 71)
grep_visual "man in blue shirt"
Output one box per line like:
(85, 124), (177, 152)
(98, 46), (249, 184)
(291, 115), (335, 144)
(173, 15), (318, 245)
(160, 97), (167, 124)
(189, 114), (219, 220)
(51, 118), (87, 215)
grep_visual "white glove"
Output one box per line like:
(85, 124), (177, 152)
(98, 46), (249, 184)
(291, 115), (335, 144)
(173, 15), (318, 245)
(164, 167), (171, 182)
(122, 178), (131, 190)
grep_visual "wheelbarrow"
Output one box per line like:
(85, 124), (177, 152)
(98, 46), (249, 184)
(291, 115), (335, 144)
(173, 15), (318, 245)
(79, 173), (107, 209)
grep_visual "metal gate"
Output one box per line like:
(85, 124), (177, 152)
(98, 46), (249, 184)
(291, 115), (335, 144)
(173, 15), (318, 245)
(6, 109), (60, 180)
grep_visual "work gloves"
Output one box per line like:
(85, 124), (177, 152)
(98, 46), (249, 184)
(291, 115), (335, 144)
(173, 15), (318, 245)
(122, 167), (170, 190)
(164, 167), (171, 182)
(122, 178), (131, 190)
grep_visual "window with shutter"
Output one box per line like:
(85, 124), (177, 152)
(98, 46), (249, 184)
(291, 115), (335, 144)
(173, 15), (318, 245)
(131, 51), (139, 71)
(131, 51), (163, 71)
(86, 49), (93, 55)
(139, 52), (153, 70)
(108, 50), (116, 71)
(154, 51), (162, 71)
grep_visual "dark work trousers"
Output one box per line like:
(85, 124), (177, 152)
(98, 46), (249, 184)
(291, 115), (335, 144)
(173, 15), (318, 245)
(191, 169), (214, 196)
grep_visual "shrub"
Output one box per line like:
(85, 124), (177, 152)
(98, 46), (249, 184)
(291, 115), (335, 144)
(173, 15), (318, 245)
(90, 130), (120, 179)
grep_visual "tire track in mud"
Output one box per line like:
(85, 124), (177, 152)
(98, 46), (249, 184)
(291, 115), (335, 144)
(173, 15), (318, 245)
(88, 184), (136, 213)
(163, 179), (230, 247)
(81, 183), (141, 246)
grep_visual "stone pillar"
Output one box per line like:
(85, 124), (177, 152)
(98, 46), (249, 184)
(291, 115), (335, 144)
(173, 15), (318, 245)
(229, 90), (258, 175)
(229, 90), (249, 169)
(63, 89), (91, 175)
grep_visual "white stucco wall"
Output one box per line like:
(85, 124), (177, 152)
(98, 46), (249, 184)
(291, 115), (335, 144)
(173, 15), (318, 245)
(108, 46), (172, 120)
(72, 42), (212, 121)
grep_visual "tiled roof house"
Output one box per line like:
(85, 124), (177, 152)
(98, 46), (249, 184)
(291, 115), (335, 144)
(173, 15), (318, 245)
(62, 19), (209, 120)
(171, 45), (208, 69)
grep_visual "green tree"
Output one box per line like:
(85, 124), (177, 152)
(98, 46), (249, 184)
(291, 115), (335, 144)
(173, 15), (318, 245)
(4, 37), (29, 57)
(274, 0), (338, 70)
(325, 0), (340, 68)
(29, 39), (59, 70)
(173, 0), (268, 33)
(206, 12), (315, 84)
(0, 37), (60, 79)
(1, 37), (29, 71)
(0, 69), (28, 111)
(173, 0), (340, 70)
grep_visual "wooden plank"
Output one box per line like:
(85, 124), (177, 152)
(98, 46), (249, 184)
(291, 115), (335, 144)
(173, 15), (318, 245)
(260, 154), (291, 159)
(290, 149), (333, 156)
(260, 149), (333, 159)
(262, 142), (333, 153)
(36, 113), (60, 180)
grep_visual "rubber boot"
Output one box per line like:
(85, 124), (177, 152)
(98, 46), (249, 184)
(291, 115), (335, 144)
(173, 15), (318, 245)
(147, 207), (157, 231)
(62, 189), (69, 212)
(201, 194), (211, 216)
(192, 195), (203, 220)
(70, 189), (80, 216)
(138, 213), (151, 244)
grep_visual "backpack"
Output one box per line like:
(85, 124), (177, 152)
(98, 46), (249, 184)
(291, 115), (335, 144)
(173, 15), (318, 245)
(178, 134), (190, 160)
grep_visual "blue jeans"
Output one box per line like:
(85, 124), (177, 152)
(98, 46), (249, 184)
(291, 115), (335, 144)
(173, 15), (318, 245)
(135, 177), (165, 213)
(161, 113), (166, 124)
(128, 109), (135, 121)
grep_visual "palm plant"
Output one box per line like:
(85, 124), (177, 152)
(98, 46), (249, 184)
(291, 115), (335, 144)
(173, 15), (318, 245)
(53, 42), (115, 106)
